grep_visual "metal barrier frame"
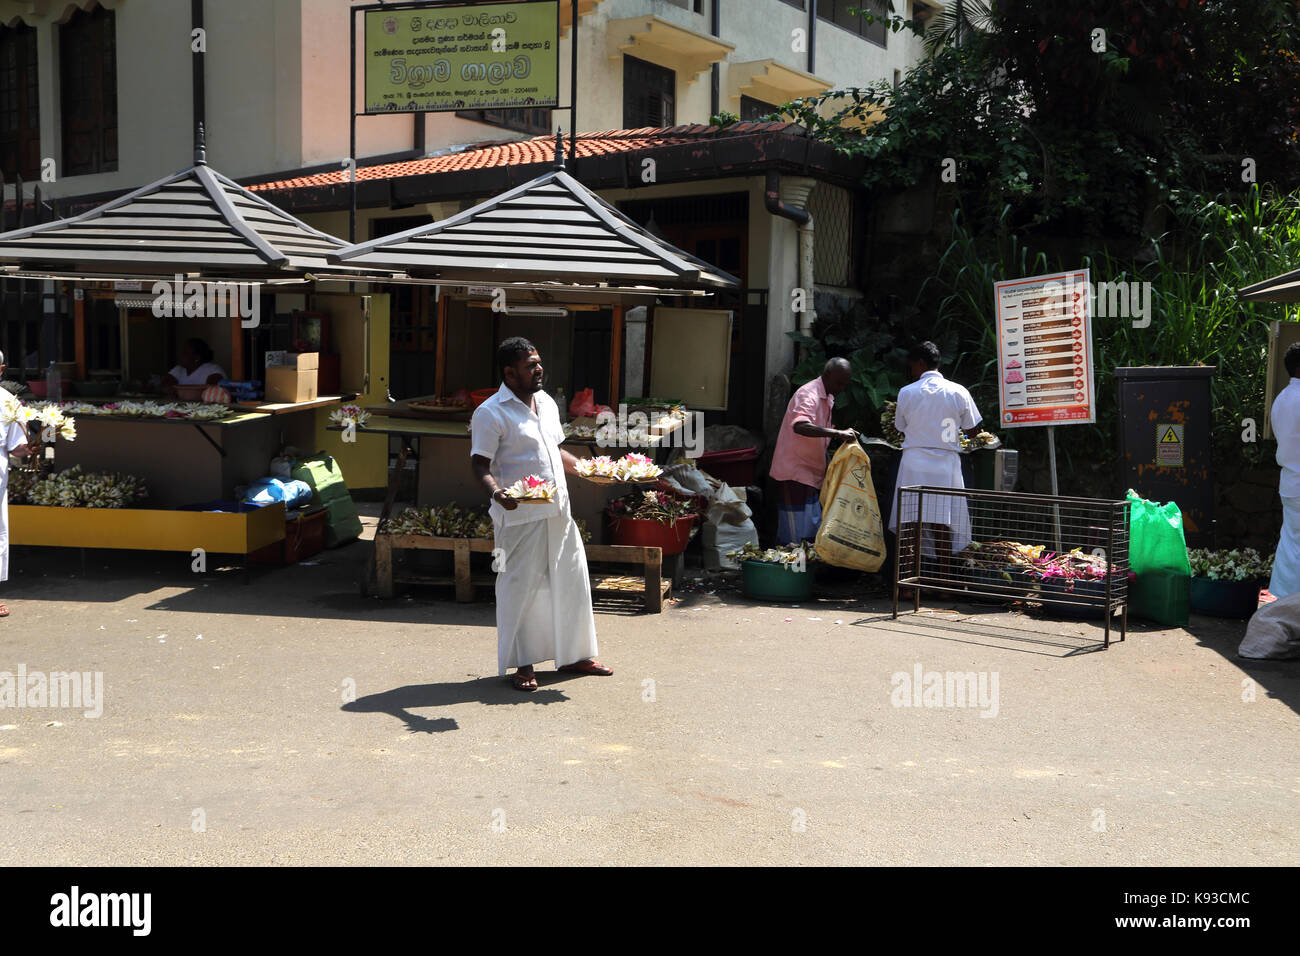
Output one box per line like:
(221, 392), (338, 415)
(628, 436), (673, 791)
(892, 486), (1130, 648)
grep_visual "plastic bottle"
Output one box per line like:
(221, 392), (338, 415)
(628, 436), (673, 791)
(555, 387), (567, 422)
(45, 362), (61, 403)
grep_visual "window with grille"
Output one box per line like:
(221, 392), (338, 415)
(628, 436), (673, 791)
(623, 55), (675, 129)
(807, 183), (854, 287)
(818, 0), (889, 47)
(456, 107), (552, 136)
(60, 5), (118, 176)
(0, 23), (40, 180)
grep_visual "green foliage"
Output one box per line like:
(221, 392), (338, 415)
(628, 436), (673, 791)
(784, 297), (942, 435)
(709, 111), (739, 128)
(777, 0), (1300, 241)
(922, 187), (1300, 475)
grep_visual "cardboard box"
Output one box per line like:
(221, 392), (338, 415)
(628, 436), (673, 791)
(265, 352), (319, 403)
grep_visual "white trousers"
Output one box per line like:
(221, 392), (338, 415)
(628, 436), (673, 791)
(494, 511), (598, 675)
(1270, 496), (1300, 600)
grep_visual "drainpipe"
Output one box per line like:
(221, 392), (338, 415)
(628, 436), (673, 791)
(191, 0), (205, 155)
(764, 170), (817, 337)
(709, 0), (721, 119)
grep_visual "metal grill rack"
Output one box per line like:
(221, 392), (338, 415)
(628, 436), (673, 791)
(892, 486), (1131, 648)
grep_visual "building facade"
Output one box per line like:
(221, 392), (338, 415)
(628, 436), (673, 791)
(0, 0), (946, 446)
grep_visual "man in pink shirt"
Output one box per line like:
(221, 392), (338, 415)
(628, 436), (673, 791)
(769, 357), (856, 543)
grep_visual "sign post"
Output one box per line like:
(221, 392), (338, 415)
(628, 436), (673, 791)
(993, 270), (1097, 550)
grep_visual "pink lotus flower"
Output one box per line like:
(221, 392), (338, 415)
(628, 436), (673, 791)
(524, 475), (547, 489)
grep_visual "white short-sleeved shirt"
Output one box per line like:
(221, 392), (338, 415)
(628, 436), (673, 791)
(470, 382), (568, 528)
(895, 370), (981, 453)
(1273, 377), (1300, 498)
(168, 362), (226, 385)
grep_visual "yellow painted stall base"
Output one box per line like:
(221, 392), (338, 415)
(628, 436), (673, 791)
(9, 502), (286, 554)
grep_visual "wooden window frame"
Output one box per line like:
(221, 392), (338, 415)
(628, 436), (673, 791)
(0, 22), (41, 180)
(60, 5), (118, 177)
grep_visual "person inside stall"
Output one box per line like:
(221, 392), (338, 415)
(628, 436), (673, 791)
(160, 338), (225, 395)
(0, 349), (32, 617)
(889, 341), (982, 596)
(769, 357), (857, 544)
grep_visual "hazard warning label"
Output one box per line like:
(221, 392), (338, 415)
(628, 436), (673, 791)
(1157, 423), (1184, 467)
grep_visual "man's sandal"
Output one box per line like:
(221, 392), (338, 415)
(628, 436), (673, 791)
(510, 671), (538, 692)
(557, 659), (613, 676)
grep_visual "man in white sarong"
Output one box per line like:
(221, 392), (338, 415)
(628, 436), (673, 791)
(1268, 341), (1300, 600)
(889, 341), (981, 587)
(0, 350), (32, 615)
(470, 337), (611, 691)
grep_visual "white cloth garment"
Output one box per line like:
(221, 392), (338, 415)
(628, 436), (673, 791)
(492, 508), (599, 675)
(1272, 378), (1300, 498)
(470, 382), (566, 529)
(889, 371), (980, 553)
(1270, 496), (1300, 600)
(168, 362), (226, 385)
(1270, 378), (1300, 598)
(0, 420), (29, 583)
(470, 381), (597, 673)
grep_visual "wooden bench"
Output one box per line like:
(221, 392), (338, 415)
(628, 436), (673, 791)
(373, 535), (670, 612)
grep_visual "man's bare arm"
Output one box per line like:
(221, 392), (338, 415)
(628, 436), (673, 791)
(471, 454), (518, 510)
(793, 421), (857, 441)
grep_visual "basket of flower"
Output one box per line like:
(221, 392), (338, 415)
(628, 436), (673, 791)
(727, 542), (818, 601)
(605, 488), (697, 555)
(1188, 548), (1272, 619)
(959, 540), (1044, 600)
(1029, 548), (1128, 619)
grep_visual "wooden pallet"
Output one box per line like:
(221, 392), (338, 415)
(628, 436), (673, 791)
(373, 536), (669, 612)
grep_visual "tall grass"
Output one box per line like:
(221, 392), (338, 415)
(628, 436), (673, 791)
(922, 187), (1300, 480)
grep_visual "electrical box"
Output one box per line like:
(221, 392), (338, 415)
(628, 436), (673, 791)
(1115, 366), (1215, 546)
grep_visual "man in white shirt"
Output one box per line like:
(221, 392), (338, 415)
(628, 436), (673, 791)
(1268, 342), (1300, 600)
(162, 337), (225, 393)
(890, 341), (981, 588)
(471, 338), (611, 691)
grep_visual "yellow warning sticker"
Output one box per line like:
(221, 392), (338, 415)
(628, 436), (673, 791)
(1157, 423), (1184, 466)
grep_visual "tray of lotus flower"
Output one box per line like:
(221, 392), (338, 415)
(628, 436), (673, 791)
(574, 453), (662, 486)
(503, 475), (557, 503)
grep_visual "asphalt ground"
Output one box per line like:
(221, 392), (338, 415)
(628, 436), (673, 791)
(0, 520), (1296, 866)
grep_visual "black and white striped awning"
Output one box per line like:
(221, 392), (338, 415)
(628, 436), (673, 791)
(332, 146), (738, 292)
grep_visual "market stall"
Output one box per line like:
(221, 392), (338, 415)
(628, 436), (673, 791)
(328, 137), (739, 599)
(0, 144), (394, 558)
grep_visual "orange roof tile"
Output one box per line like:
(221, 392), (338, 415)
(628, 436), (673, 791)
(248, 123), (801, 193)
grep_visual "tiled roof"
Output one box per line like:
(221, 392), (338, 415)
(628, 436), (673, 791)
(248, 123), (803, 194)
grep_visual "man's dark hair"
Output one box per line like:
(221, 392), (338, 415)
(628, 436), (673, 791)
(1286, 341), (1300, 378)
(908, 341), (941, 370)
(186, 337), (214, 364)
(497, 336), (537, 376)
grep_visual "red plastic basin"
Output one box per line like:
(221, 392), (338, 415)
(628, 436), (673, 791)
(609, 514), (696, 556)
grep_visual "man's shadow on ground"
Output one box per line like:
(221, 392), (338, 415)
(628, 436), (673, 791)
(342, 675), (575, 734)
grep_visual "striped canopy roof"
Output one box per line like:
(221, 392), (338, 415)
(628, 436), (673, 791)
(332, 164), (739, 291)
(0, 161), (366, 280)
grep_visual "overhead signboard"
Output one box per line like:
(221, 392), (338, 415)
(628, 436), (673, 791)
(363, 1), (559, 115)
(993, 269), (1096, 428)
